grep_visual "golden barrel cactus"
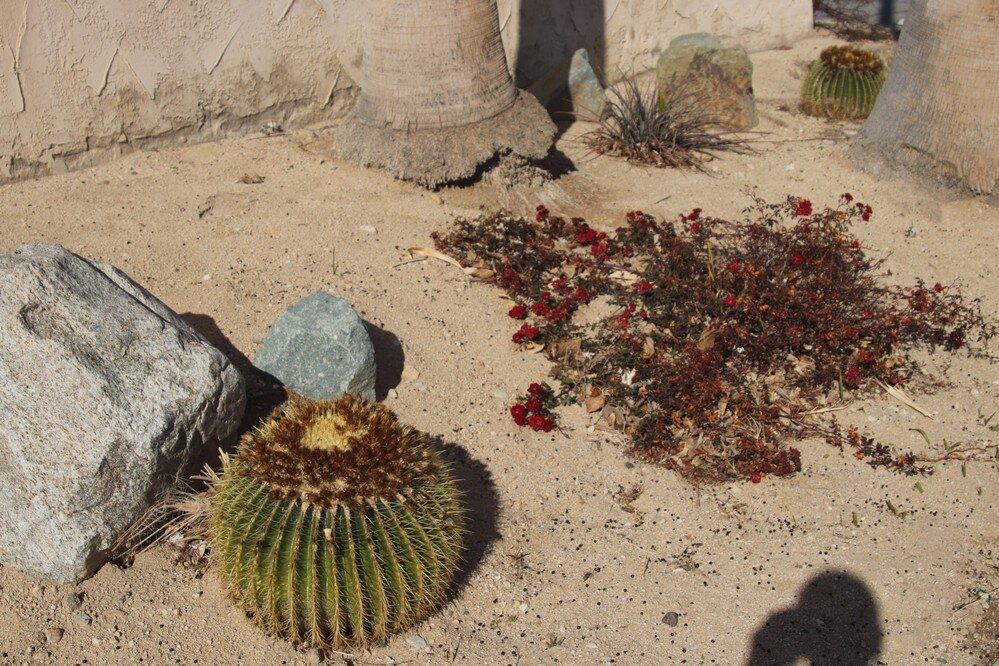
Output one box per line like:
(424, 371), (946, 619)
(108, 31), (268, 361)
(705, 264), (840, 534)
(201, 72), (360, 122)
(802, 45), (887, 120)
(208, 396), (463, 648)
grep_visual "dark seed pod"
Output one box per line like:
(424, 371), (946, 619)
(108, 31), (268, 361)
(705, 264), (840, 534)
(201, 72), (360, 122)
(209, 395), (463, 648)
(802, 45), (886, 120)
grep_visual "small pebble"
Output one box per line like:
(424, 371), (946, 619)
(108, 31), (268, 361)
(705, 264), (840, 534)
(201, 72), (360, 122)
(73, 612), (93, 626)
(43, 627), (64, 644)
(357, 225), (377, 234)
(387, 388), (399, 399)
(662, 611), (680, 627)
(63, 592), (84, 611)
(406, 634), (428, 649)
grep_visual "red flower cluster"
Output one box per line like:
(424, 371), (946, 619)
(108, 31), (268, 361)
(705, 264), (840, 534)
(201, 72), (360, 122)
(535, 204), (550, 223)
(510, 382), (557, 432)
(617, 303), (638, 329)
(576, 227), (599, 245)
(512, 323), (539, 343)
(626, 210), (652, 231)
(509, 278), (592, 341)
(500, 266), (523, 292)
(795, 199), (813, 216)
(591, 240), (610, 260)
(636, 279), (654, 293)
(854, 201), (873, 221)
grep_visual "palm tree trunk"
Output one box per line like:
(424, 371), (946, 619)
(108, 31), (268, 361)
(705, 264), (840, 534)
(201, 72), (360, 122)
(337, 0), (555, 188)
(852, 0), (998, 194)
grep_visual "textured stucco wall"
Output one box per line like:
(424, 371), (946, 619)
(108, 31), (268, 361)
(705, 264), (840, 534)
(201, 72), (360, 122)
(0, 0), (811, 183)
(0, 0), (358, 182)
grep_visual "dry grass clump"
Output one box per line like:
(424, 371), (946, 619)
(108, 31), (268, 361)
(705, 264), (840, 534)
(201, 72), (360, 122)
(583, 79), (750, 170)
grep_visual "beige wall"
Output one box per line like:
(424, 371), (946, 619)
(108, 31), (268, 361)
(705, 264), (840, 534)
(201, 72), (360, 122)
(0, 0), (811, 183)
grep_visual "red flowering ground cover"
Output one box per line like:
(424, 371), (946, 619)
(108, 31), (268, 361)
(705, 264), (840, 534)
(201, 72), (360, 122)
(432, 196), (994, 483)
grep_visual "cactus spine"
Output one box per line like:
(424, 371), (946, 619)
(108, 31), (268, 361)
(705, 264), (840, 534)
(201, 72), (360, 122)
(208, 395), (463, 648)
(802, 45), (886, 120)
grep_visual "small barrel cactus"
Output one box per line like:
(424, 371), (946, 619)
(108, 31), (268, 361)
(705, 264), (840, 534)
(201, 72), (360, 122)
(801, 45), (886, 120)
(208, 395), (463, 648)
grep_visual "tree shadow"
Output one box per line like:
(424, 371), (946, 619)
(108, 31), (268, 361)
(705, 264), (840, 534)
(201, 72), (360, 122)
(746, 570), (883, 665)
(515, 0), (606, 89)
(437, 439), (501, 600)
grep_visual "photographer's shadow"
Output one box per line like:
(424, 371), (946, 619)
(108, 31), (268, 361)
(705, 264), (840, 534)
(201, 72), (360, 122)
(747, 571), (882, 665)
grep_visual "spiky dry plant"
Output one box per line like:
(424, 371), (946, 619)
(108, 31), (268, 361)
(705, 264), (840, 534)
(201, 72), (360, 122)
(583, 78), (751, 170)
(802, 45), (887, 119)
(187, 395), (462, 649)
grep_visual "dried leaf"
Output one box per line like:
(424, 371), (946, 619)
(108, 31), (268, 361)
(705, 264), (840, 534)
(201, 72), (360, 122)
(407, 247), (464, 270)
(716, 396), (728, 418)
(877, 380), (934, 418)
(696, 328), (716, 352)
(549, 338), (583, 360)
(642, 336), (655, 359)
(600, 406), (628, 430)
(583, 386), (605, 413)
(470, 267), (496, 280)
(608, 269), (641, 285)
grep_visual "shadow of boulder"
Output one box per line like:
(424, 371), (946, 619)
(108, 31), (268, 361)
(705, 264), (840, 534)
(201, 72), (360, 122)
(180, 313), (286, 443)
(363, 320), (404, 401)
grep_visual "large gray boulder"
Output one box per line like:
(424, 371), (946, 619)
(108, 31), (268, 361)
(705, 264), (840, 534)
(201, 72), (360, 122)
(254, 291), (376, 401)
(0, 244), (245, 583)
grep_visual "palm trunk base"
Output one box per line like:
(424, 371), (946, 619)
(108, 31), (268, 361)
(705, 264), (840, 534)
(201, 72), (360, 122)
(333, 92), (556, 189)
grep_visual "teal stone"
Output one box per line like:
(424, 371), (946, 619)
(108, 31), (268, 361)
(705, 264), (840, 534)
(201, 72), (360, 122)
(254, 291), (376, 401)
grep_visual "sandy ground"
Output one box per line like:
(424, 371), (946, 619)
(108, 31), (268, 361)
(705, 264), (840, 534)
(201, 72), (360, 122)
(1, 34), (997, 665)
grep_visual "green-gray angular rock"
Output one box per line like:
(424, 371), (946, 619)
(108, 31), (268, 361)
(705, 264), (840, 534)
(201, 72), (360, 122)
(528, 48), (608, 119)
(254, 291), (376, 401)
(656, 33), (758, 130)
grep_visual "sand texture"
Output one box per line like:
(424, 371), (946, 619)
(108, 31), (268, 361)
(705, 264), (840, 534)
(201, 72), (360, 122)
(0, 35), (995, 665)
